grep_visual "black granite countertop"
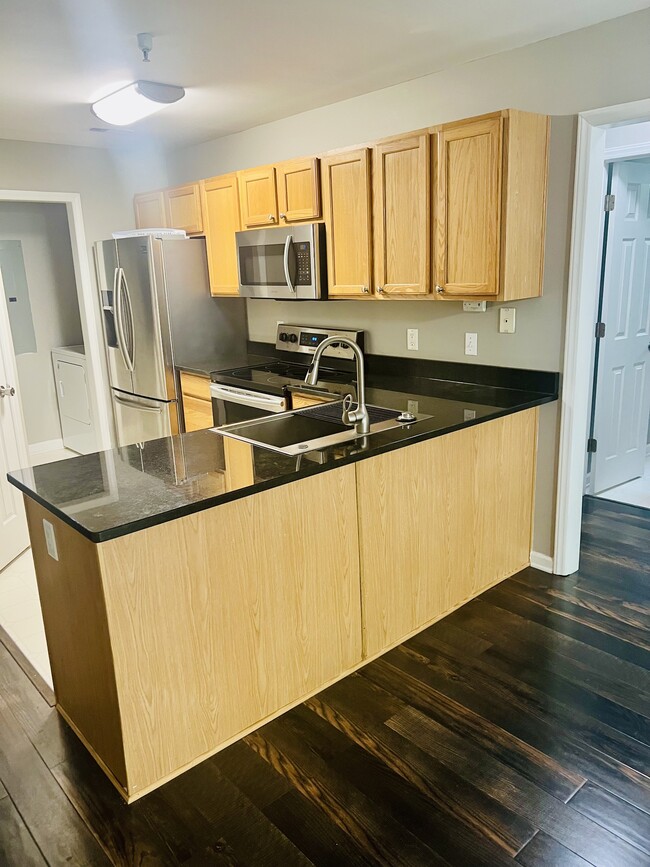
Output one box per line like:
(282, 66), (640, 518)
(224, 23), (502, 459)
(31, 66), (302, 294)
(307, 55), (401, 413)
(175, 353), (272, 378)
(7, 364), (558, 543)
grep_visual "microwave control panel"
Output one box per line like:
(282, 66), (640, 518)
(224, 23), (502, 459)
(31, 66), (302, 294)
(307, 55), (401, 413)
(275, 325), (364, 360)
(295, 243), (312, 286)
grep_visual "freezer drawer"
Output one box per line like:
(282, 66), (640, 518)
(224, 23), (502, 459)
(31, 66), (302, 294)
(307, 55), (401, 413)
(111, 391), (179, 447)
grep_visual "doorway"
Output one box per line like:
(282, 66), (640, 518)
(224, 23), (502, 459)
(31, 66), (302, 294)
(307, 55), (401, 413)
(555, 100), (650, 575)
(587, 156), (650, 509)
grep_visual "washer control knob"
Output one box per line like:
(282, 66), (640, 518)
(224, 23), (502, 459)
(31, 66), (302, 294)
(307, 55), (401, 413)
(397, 411), (417, 423)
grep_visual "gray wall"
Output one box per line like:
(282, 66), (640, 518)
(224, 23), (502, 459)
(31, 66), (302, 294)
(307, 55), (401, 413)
(0, 203), (82, 445)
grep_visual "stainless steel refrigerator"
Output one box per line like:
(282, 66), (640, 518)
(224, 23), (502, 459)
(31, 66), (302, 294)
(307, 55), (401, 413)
(95, 234), (247, 447)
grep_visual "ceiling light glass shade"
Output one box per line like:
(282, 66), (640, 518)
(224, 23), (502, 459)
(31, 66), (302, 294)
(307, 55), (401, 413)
(91, 81), (185, 126)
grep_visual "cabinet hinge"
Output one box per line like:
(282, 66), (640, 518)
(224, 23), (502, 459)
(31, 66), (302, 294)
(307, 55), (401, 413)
(604, 194), (616, 212)
(595, 322), (606, 338)
(587, 437), (598, 454)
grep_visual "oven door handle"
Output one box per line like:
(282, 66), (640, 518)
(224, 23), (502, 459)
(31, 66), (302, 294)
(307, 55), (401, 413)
(210, 383), (287, 412)
(283, 235), (296, 293)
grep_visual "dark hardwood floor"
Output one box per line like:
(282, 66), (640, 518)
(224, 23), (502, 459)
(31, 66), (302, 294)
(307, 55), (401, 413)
(0, 496), (648, 865)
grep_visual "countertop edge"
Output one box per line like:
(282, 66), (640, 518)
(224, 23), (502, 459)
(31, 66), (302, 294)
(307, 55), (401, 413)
(10, 394), (556, 544)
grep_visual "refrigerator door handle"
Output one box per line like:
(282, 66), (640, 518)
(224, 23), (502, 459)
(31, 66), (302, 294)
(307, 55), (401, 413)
(113, 394), (164, 413)
(115, 267), (135, 372)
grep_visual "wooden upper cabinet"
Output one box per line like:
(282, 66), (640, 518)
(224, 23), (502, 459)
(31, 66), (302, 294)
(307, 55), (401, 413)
(134, 192), (167, 229)
(238, 166), (278, 228)
(373, 134), (430, 296)
(434, 110), (549, 301)
(164, 183), (203, 234)
(201, 174), (241, 296)
(434, 115), (503, 297)
(321, 148), (372, 297)
(277, 157), (321, 223)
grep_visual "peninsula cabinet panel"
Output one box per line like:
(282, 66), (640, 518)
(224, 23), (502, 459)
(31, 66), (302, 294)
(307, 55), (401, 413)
(98, 465), (362, 798)
(164, 183), (203, 234)
(357, 408), (537, 657)
(276, 157), (321, 223)
(238, 166), (278, 227)
(134, 191), (167, 229)
(201, 174), (241, 296)
(434, 114), (503, 297)
(373, 134), (430, 296)
(321, 148), (373, 297)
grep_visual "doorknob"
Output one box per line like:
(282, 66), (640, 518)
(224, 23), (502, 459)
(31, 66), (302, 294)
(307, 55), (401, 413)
(0, 385), (16, 398)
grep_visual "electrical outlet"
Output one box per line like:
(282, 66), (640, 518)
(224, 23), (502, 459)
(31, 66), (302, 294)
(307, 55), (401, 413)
(407, 328), (418, 351)
(499, 307), (516, 334)
(463, 301), (487, 313)
(464, 409), (477, 421)
(407, 399), (419, 414)
(464, 332), (478, 356)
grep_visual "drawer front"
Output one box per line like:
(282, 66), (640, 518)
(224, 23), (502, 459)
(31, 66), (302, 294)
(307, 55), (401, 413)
(180, 372), (211, 401)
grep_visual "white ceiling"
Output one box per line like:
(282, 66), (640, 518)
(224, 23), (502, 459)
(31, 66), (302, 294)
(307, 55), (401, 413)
(1, 0), (649, 151)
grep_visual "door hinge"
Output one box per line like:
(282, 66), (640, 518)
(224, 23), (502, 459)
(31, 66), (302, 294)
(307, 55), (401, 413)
(595, 321), (606, 338)
(604, 194), (616, 212)
(587, 437), (598, 454)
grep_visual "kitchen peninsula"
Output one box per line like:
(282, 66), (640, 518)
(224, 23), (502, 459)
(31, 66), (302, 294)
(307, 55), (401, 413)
(7, 364), (557, 802)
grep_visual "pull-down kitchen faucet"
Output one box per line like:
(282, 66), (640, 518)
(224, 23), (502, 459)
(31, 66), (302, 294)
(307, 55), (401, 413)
(304, 337), (370, 435)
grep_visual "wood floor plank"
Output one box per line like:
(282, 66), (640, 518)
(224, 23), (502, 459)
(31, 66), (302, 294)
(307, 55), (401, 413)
(387, 706), (648, 866)
(306, 686), (533, 864)
(0, 693), (110, 866)
(569, 781), (650, 855)
(448, 598), (650, 718)
(515, 831), (595, 866)
(0, 797), (48, 867)
(363, 653), (650, 815)
(211, 740), (293, 811)
(245, 713), (449, 866)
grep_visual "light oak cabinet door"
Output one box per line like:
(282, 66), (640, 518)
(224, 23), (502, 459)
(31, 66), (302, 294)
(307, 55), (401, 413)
(201, 174), (241, 296)
(434, 115), (503, 297)
(321, 148), (373, 297)
(277, 157), (321, 223)
(165, 184), (203, 234)
(373, 134), (430, 296)
(180, 372), (213, 431)
(134, 192), (167, 229)
(238, 166), (278, 228)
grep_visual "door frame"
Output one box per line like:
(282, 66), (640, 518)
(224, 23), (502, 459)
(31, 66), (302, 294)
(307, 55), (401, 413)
(554, 98), (650, 575)
(0, 189), (112, 453)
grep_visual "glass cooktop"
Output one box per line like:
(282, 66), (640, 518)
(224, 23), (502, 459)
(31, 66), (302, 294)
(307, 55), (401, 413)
(213, 360), (355, 393)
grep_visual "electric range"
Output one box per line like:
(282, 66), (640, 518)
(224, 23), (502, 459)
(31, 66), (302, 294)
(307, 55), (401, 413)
(210, 325), (364, 426)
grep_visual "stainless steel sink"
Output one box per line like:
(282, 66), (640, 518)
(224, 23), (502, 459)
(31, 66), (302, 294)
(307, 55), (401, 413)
(213, 401), (431, 456)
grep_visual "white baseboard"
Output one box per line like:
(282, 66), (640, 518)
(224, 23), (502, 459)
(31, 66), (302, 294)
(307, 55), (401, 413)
(530, 551), (554, 574)
(29, 438), (64, 456)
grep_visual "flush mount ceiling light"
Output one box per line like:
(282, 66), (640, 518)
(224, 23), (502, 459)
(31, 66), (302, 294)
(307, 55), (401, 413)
(91, 80), (185, 126)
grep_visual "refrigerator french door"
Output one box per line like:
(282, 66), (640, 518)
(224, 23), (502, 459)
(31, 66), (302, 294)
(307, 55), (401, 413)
(96, 235), (246, 448)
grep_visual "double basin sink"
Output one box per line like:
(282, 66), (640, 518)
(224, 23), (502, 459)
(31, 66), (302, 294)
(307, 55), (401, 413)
(214, 400), (431, 456)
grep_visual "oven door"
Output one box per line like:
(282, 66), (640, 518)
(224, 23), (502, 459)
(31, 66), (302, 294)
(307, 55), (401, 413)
(210, 383), (287, 427)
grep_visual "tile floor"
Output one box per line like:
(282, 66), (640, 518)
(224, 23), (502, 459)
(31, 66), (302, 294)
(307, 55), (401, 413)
(597, 456), (650, 509)
(0, 445), (77, 689)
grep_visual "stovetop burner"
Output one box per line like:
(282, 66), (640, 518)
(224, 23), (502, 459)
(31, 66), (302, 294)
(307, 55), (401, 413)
(219, 360), (355, 389)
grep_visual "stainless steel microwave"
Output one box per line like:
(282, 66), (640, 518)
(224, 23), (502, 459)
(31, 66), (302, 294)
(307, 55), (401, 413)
(235, 223), (327, 299)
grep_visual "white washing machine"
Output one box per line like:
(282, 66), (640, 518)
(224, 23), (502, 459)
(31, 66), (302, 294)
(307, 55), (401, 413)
(51, 346), (97, 454)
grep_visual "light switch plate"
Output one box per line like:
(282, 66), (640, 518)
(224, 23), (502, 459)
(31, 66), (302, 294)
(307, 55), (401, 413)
(407, 328), (419, 351)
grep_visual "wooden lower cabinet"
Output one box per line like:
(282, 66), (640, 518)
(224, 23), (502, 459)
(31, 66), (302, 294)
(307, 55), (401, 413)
(25, 409), (537, 802)
(180, 371), (213, 431)
(357, 408), (537, 656)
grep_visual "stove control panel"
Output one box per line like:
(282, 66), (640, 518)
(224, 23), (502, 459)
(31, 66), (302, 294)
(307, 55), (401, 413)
(275, 325), (364, 360)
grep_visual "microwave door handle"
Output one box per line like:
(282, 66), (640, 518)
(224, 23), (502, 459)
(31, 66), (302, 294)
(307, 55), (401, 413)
(283, 235), (296, 293)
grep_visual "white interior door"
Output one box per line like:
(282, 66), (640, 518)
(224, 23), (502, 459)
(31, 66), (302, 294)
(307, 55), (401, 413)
(0, 270), (30, 570)
(592, 159), (650, 494)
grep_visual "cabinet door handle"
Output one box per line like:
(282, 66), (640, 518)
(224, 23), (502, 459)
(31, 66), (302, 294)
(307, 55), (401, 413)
(268, 214), (276, 222)
(362, 286), (369, 294)
(279, 212), (286, 221)
(376, 285), (384, 294)
(435, 284), (445, 294)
